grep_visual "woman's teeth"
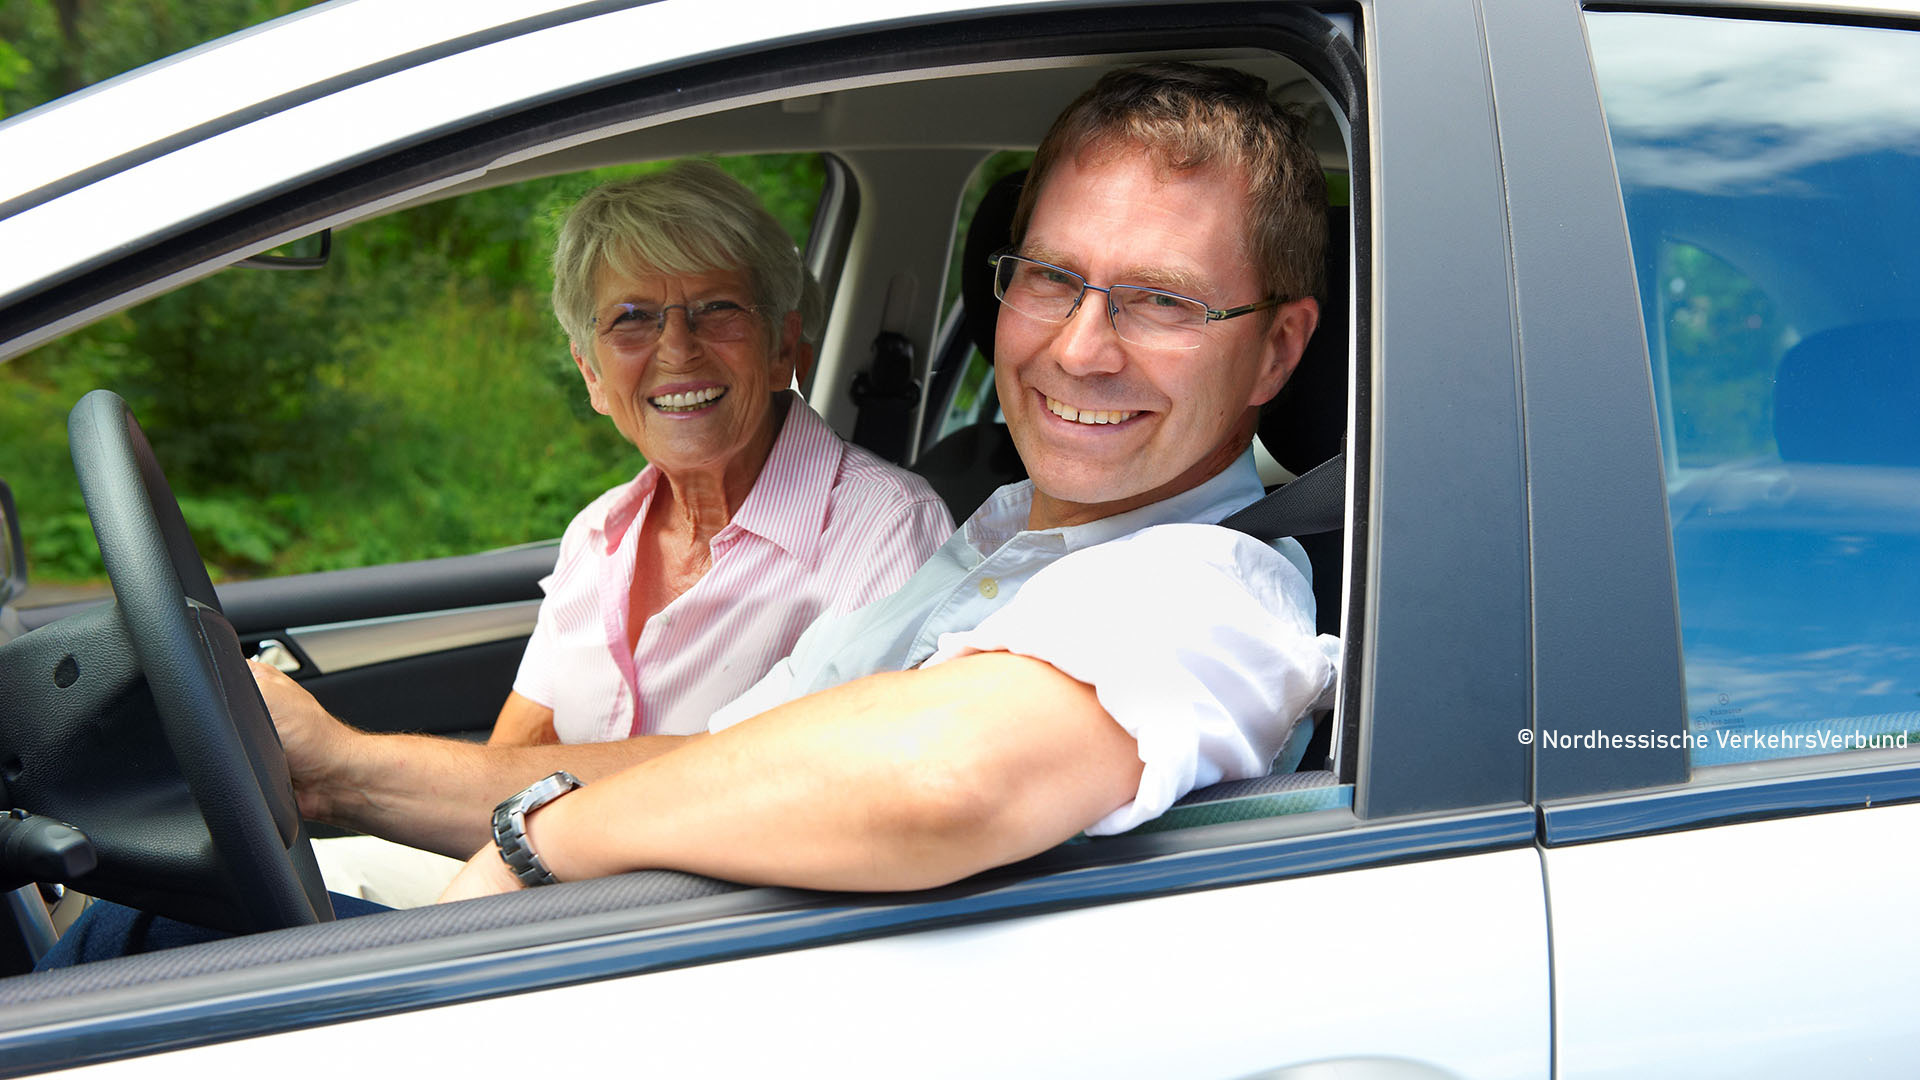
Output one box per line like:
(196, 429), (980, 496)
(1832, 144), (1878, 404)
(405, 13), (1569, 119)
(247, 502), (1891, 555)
(650, 387), (726, 412)
(1046, 396), (1137, 425)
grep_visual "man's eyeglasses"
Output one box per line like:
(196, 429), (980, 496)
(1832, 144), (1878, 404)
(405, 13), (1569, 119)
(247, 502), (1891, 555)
(592, 300), (764, 355)
(990, 252), (1279, 351)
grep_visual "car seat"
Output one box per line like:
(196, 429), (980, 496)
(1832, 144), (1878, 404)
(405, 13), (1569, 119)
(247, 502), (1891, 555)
(909, 170), (1032, 521)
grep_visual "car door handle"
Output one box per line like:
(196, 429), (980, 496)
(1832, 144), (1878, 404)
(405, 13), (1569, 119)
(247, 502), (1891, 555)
(251, 638), (302, 674)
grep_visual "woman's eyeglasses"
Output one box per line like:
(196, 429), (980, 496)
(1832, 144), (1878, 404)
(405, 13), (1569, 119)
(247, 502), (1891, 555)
(592, 300), (765, 354)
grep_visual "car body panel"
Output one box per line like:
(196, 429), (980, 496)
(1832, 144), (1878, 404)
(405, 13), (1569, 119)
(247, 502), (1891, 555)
(1549, 801), (1920, 1079)
(42, 848), (1553, 1080)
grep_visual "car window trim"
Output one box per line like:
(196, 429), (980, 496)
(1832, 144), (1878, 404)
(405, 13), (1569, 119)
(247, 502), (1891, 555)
(3, 1), (1379, 782)
(1352, 0), (1531, 816)
(1540, 756), (1920, 845)
(279, 599), (541, 675)
(799, 152), (860, 400)
(1584, 3), (1920, 34)
(15, 542), (558, 634)
(1481, 0), (1692, 801)
(0, 5), (1590, 1067)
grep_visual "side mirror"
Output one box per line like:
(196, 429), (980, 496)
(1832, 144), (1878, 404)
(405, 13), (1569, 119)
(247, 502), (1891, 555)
(0, 479), (26, 608)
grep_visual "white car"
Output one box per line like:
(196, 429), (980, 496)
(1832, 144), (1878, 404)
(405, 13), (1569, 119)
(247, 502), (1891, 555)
(1, 1), (1916, 1076)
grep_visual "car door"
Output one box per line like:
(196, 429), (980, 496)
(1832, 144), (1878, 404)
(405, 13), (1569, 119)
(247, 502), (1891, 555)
(1, 2), (1560, 1075)
(1490, 4), (1920, 1076)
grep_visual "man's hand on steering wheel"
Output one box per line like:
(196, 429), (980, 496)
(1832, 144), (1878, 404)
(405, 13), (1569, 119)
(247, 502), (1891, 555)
(247, 661), (359, 824)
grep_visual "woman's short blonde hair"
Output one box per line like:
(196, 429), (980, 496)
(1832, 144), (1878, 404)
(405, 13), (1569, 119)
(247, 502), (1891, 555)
(551, 161), (815, 367)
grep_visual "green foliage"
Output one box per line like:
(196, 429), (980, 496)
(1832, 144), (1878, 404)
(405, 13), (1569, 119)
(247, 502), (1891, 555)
(0, 353), (100, 579)
(31, 270), (362, 489)
(0, 5), (826, 589)
(0, 38), (32, 106)
(2, 154), (823, 585)
(941, 151), (1034, 322)
(175, 493), (291, 570)
(950, 352), (993, 417)
(1659, 241), (1791, 467)
(712, 154), (825, 250)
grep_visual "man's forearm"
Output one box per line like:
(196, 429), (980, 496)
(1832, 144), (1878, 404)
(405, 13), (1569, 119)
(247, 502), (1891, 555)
(520, 651), (1144, 892)
(320, 731), (693, 858)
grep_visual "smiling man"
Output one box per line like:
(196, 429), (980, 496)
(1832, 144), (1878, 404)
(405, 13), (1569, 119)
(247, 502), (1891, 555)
(436, 61), (1343, 898)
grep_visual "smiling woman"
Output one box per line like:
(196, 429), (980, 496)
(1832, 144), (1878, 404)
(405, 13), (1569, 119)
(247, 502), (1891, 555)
(496, 163), (952, 750)
(302, 164), (953, 905)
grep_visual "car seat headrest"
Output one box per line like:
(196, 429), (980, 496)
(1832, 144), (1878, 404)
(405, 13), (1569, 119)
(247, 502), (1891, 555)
(960, 170), (1028, 364)
(1258, 206), (1349, 476)
(1774, 320), (1920, 467)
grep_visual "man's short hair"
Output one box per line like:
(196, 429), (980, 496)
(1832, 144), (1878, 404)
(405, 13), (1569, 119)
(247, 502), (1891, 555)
(551, 161), (819, 367)
(1011, 62), (1328, 305)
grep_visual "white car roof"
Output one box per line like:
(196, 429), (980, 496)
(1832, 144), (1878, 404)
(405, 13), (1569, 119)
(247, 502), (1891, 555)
(0, 0), (601, 210)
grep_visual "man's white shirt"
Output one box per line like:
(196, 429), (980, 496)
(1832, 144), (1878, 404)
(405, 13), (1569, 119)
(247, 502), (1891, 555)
(710, 449), (1342, 835)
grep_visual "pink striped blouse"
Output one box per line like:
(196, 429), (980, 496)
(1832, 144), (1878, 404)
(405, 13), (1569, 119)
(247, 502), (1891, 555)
(512, 395), (953, 741)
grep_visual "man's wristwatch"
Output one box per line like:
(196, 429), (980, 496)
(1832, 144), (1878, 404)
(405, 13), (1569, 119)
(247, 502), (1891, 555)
(491, 770), (583, 887)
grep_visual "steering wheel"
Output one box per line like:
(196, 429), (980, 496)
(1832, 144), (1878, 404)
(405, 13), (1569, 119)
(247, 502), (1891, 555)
(0, 390), (330, 933)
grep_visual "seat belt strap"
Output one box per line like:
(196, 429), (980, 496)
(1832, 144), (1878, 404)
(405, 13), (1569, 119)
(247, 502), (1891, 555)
(850, 275), (922, 463)
(1217, 451), (1347, 540)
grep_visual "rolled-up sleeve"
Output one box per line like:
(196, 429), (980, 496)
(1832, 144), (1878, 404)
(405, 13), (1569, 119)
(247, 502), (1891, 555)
(922, 524), (1339, 835)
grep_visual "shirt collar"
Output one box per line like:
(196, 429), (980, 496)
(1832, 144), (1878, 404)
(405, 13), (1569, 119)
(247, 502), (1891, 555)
(720, 391), (842, 561)
(589, 391), (841, 559)
(961, 446), (1266, 557)
(595, 468), (657, 556)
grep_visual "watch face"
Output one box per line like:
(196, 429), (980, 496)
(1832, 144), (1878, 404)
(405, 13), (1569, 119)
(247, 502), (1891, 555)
(502, 771), (581, 814)
(538, 771), (582, 800)
(494, 772), (583, 888)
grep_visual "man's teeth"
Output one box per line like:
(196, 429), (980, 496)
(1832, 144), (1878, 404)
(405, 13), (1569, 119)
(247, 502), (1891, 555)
(650, 387), (726, 411)
(1046, 396), (1137, 425)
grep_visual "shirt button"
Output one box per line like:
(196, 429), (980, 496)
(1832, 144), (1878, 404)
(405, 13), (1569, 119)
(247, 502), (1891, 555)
(978, 577), (999, 599)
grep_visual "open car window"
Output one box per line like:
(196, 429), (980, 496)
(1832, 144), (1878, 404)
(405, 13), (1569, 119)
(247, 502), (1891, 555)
(0, 156), (827, 606)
